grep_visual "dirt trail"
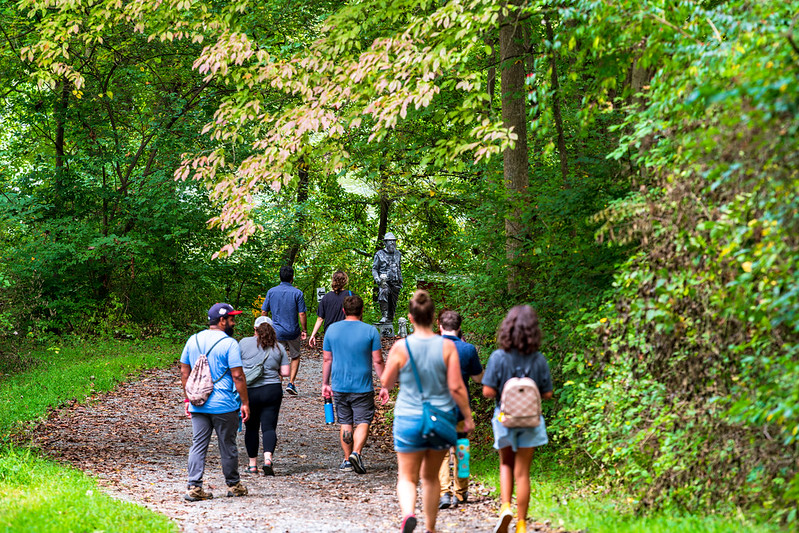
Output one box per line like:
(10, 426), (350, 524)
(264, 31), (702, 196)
(30, 347), (522, 532)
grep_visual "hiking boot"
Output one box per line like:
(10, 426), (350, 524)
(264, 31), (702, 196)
(438, 493), (452, 509)
(226, 481), (248, 497)
(348, 451), (366, 474)
(286, 382), (298, 395)
(493, 502), (513, 533)
(339, 459), (352, 471)
(456, 492), (468, 504)
(184, 485), (213, 502)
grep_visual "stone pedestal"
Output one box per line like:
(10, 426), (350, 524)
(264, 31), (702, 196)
(375, 322), (394, 338)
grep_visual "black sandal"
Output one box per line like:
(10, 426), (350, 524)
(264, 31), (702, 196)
(262, 461), (274, 476)
(246, 465), (259, 474)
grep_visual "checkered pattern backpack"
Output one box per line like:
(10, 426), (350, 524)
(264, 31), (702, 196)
(498, 361), (542, 428)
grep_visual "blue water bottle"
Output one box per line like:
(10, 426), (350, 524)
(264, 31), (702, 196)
(456, 438), (470, 478)
(324, 396), (335, 424)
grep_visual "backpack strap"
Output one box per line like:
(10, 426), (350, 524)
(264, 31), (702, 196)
(194, 333), (230, 383)
(511, 350), (536, 379)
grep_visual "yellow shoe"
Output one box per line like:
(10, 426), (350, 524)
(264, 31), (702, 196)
(516, 520), (527, 533)
(494, 502), (513, 533)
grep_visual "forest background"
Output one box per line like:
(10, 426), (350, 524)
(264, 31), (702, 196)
(0, 0), (797, 529)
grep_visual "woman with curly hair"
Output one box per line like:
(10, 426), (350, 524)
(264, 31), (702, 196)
(482, 306), (554, 533)
(309, 270), (356, 347)
(239, 316), (290, 475)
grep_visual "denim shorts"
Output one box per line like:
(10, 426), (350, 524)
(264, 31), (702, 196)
(393, 415), (453, 453)
(491, 406), (548, 451)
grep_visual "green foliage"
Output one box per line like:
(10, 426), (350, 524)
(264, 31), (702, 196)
(554, 0), (799, 522)
(0, 444), (176, 532)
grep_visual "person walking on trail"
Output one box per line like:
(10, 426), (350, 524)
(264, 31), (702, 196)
(482, 305), (554, 533)
(436, 310), (483, 510)
(379, 290), (475, 533)
(240, 316), (290, 476)
(261, 265), (307, 396)
(180, 303), (250, 502)
(321, 294), (385, 474)
(309, 270), (356, 348)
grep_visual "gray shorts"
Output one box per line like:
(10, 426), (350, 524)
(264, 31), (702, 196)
(333, 391), (376, 426)
(279, 337), (301, 360)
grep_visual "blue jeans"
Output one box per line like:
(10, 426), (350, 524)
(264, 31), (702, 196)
(491, 406), (548, 451)
(393, 415), (452, 453)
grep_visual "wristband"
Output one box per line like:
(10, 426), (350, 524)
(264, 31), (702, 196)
(184, 399), (190, 403)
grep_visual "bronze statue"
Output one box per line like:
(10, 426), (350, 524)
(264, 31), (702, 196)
(372, 232), (403, 324)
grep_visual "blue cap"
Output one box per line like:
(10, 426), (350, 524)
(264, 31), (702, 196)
(207, 303), (243, 320)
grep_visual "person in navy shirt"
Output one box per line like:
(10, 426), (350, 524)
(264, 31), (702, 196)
(436, 310), (483, 509)
(262, 266), (307, 395)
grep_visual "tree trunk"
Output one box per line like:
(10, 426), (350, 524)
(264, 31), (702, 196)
(54, 79), (69, 204)
(500, 0), (530, 293)
(375, 167), (391, 252)
(545, 15), (569, 186)
(285, 158), (310, 266)
(627, 42), (653, 184)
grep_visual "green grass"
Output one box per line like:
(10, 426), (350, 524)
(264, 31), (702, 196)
(0, 337), (180, 436)
(0, 337), (181, 532)
(471, 448), (784, 533)
(0, 445), (176, 532)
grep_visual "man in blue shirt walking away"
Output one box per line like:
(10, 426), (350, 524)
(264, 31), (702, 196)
(321, 295), (385, 474)
(180, 303), (250, 501)
(436, 310), (483, 509)
(262, 266), (307, 395)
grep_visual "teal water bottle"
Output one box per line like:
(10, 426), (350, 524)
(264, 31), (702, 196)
(324, 396), (335, 424)
(456, 438), (470, 478)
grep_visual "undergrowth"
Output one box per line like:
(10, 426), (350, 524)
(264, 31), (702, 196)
(471, 449), (783, 533)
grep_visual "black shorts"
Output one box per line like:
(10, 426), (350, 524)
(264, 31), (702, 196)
(333, 391), (376, 426)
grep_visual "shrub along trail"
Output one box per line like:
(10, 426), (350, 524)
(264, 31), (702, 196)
(28, 343), (561, 532)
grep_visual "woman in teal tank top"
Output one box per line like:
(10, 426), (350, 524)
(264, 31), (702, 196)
(379, 290), (475, 533)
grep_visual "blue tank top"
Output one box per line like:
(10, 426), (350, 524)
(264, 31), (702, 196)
(394, 334), (455, 417)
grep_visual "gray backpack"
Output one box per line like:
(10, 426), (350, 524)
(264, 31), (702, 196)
(185, 335), (228, 406)
(245, 344), (286, 386)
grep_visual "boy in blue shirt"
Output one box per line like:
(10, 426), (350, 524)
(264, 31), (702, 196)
(436, 310), (483, 509)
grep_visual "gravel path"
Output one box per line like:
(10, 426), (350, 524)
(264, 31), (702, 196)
(29, 346), (533, 532)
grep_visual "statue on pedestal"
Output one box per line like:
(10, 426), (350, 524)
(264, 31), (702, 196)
(397, 317), (408, 338)
(372, 232), (403, 325)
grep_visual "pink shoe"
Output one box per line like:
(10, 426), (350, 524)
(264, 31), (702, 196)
(401, 514), (417, 533)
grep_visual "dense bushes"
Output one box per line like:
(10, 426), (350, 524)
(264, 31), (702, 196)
(555, 0), (799, 523)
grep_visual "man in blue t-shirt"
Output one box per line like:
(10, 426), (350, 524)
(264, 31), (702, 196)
(436, 310), (483, 509)
(180, 303), (250, 502)
(321, 294), (385, 474)
(261, 266), (307, 395)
